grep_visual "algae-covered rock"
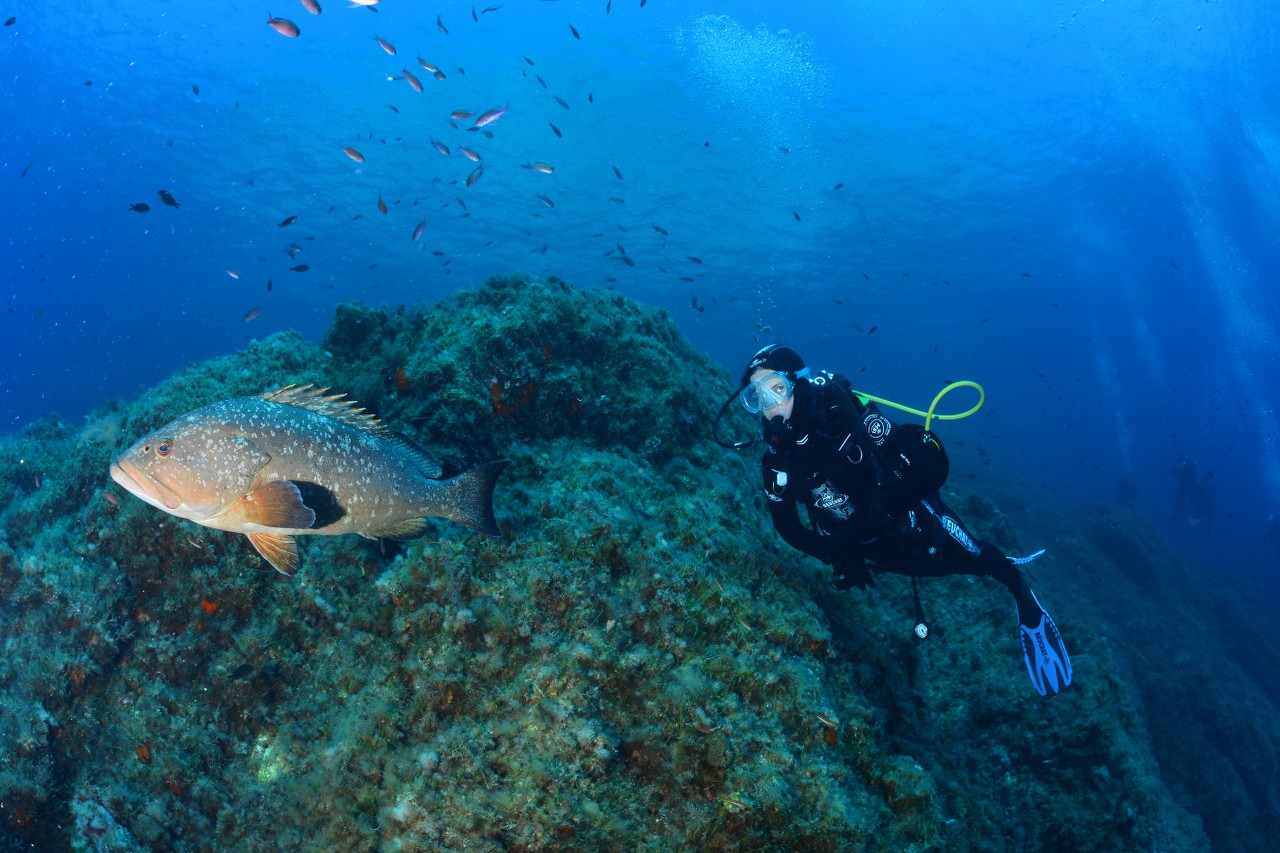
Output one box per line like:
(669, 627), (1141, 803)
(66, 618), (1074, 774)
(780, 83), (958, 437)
(0, 274), (1240, 852)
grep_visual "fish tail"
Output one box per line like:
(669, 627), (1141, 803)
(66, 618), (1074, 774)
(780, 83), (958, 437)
(436, 459), (510, 536)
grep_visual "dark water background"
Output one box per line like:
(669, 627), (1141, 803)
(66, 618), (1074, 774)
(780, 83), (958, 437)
(2, 0), (1277, 579)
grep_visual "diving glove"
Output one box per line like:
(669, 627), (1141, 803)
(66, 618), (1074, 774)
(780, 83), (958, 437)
(1017, 590), (1072, 696)
(832, 559), (874, 591)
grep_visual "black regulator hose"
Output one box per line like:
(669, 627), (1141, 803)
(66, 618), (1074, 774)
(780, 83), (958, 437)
(712, 386), (759, 450)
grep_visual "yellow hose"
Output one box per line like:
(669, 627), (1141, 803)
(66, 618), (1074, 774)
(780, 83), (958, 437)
(855, 381), (985, 433)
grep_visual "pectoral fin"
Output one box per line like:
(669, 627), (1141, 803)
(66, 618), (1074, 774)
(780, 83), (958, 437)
(247, 532), (299, 576)
(235, 480), (317, 529)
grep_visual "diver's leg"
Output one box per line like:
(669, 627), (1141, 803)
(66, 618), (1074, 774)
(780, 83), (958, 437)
(884, 498), (1073, 696)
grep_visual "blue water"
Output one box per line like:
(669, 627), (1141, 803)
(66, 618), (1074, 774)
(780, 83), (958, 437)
(3, 0), (1277, 576)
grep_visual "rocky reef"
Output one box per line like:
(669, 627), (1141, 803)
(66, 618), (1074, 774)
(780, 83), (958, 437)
(0, 274), (1272, 851)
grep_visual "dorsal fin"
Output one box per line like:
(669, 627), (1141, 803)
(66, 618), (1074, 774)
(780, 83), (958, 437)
(260, 384), (386, 434)
(385, 431), (444, 479)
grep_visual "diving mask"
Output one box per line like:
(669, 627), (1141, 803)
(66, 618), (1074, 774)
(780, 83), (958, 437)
(740, 372), (795, 414)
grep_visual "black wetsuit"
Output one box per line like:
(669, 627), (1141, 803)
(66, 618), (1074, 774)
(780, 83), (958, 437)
(761, 374), (1038, 621)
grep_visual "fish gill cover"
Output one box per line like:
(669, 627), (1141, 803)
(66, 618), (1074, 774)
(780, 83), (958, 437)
(5, 274), (1279, 852)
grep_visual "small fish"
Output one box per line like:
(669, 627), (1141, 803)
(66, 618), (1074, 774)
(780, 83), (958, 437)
(20, 160), (34, 179)
(472, 5), (478, 22)
(606, 1), (611, 14)
(277, 215), (297, 228)
(554, 95), (569, 110)
(588, 91), (594, 104)
(267, 15), (301, 38)
(612, 165), (622, 180)
(608, 197), (625, 204)
(793, 211), (801, 222)
(437, 15), (448, 34)
(473, 105), (509, 127)
(522, 55), (535, 66)
(465, 164), (484, 187)
(301, 0), (322, 15)
(430, 138), (450, 156)
(482, 5), (502, 14)
(340, 146), (365, 162)
(192, 83), (200, 96)
(833, 182), (844, 190)
(242, 307), (263, 322)
(412, 220), (425, 242)
(373, 34), (396, 56)
(103, 492), (120, 507)
(687, 256), (702, 264)
(109, 385), (509, 574)
(286, 244), (301, 260)
(456, 197), (468, 212)
(521, 161), (554, 174)
(289, 264), (310, 272)
(229, 663), (255, 681)
(403, 68), (423, 92)
(157, 189), (181, 208)
(433, 69), (447, 81)
(387, 104), (399, 113)
(3, 17), (14, 26)
(128, 203), (150, 213)
(267, 278), (273, 292)
(549, 122), (562, 138)
(536, 194), (554, 208)
(226, 269), (240, 279)
(418, 57), (439, 73)
(349, 0), (379, 5)
(619, 256), (635, 268)
(450, 109), (474, 120)
(535, 74), (547, 88)
(375, 193), (387, 214)
(459, 147), (481, 162)
(569, 23), (580, 40)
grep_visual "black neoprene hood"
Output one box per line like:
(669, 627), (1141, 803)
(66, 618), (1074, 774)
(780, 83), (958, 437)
(741, 344), (806, 385)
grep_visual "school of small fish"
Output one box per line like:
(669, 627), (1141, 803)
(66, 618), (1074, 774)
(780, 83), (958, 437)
(108, 1), (840, 327)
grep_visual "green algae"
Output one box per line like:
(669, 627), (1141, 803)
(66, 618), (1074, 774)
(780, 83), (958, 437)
(0, 273), (1254, 851)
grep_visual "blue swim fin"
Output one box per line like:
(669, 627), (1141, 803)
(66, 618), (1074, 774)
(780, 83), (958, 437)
(1017, 590), (1072, 696)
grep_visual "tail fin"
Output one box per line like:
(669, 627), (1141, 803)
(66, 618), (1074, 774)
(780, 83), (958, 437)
(437, 459), (510, 536)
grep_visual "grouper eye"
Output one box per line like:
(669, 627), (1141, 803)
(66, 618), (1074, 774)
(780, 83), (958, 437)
(156, 441), (173, 457)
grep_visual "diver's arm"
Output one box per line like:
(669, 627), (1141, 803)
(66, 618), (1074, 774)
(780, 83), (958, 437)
(766, 484), (873, 587)
(762, 454), (832, 559)
(766, 492), (832, 558)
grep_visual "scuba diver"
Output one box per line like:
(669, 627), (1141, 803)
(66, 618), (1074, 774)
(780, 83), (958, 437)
(719, 344), (1072, 696)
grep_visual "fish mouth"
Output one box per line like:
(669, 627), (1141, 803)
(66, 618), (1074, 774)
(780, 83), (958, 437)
(110, 459), (183, 511)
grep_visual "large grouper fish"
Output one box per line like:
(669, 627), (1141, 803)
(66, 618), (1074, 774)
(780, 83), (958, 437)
(109, 384), (510, 574)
